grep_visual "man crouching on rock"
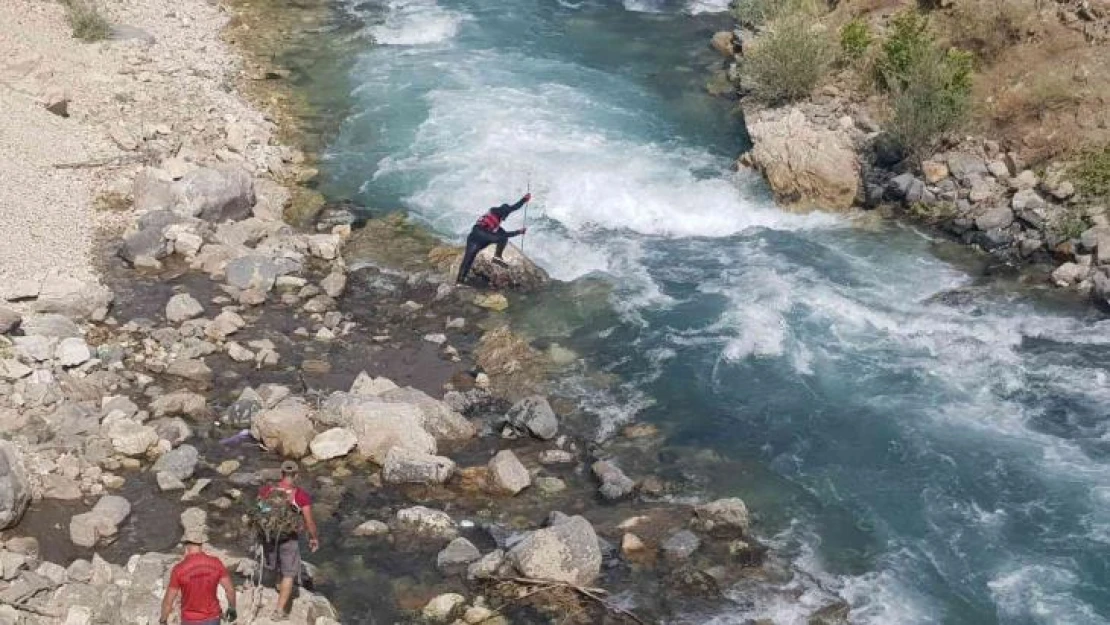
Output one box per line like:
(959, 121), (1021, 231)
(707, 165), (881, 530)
(255, 460), (319, 620)
(159, 526), (237, 625)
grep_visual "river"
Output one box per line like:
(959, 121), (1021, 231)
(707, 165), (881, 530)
(304, 0), (1110, 622)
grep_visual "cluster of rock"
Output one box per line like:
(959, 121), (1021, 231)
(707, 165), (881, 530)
(350, 495), (755, 624)
(710, 26), (1110, 304)
(0, 510), (337, 625)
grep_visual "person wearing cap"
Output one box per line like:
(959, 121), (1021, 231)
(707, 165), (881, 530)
(159, 527), (237, 625)
(455, 193), (532, 285)
(258, 460), (319, 620)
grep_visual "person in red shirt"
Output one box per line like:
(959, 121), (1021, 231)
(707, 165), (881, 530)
(159, 526), (236, 625)
(257, 460), (319, 620)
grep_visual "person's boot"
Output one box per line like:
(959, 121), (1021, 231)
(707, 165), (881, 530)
(491, 256), (509, 267)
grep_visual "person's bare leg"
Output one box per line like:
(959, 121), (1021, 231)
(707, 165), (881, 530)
(275, 575), (294, 617)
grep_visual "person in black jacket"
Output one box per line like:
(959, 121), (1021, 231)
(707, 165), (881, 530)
(456, 193), (531, 285)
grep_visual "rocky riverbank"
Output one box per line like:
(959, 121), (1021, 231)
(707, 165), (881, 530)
(711, 0), (1110, 306)
(0, 0), (856, 623)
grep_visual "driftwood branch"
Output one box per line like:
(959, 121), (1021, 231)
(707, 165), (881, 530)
(491, 576), (648, 625)
(53, 153), (148, 169)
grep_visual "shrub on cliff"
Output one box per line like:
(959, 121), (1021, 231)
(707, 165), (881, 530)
(886, 46), (973, 158)
(740, 16), (833, 105)
(1073, 146), (1110, 201)
(62, 0), (111, 42)
(875, 10), (934, 91)
(730, 0), (822, 28)
(840, 19), (872, 61)
(876, 10), (974, 158)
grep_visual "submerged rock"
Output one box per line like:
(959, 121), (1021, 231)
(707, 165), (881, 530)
(692, 498), (751, 536)
(591, 460), (635, 500)
(437, 537), (481, 571)
(661, 530), (701, 561)
(423, 593), (466, 624)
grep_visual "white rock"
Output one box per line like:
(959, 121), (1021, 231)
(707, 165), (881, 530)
(423, 593), (466, 623)
(352, 520), (390, 537)
(309, 428), (358, 460)
(55, 337), (91, 367)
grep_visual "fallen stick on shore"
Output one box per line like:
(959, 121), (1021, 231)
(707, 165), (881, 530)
(492, 576), (648, 625)
(52, 153), (150, 169)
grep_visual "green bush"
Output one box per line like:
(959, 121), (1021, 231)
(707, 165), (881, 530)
(730, 0), (822, 28)
(886, 47), (974, 157)
(741, 16), (834, 104)
(1073, 146), (1110, 200)
(62, 0), (111, 42)
(840, 19), (872, 60)
(874, 10), (974, 157)
(875, 10), (933, 90)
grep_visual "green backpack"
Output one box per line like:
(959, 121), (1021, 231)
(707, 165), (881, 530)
(249, 486), (303, 544)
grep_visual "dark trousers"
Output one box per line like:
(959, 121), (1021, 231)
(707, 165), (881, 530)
(457, 227), (508, 284)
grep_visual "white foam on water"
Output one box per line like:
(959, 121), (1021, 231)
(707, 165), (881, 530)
(685, 0), (731, 14)
(989, 564), (1110, 625)
(366, 0), (467, 45)
(622, 0), (667, 13)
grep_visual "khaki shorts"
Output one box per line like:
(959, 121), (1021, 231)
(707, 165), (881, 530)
(265, 537), (301, 580)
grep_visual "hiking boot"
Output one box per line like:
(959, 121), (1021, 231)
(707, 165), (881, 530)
(491, 257), (509, 267)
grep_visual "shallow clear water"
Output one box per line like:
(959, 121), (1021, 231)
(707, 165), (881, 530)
(317, 1), (1110, 623)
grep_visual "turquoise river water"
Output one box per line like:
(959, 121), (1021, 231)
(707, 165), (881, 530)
(306, 1), (1110, 622)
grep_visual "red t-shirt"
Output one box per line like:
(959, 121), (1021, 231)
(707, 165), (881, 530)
(259, 483), (312, 509)
(169, 553), (228, 622)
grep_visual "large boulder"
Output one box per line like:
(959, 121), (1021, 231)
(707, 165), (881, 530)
(251, 398), (315, 458)
(504, 395), (558, 440)
(507, 515), (601, 585)
(377, 387), (476, 442)
(320, 393), (436, 464)
(172, 166), (255, 222)
(444, 243), (550, 291)
(382, 448), (456, 485)
(69, 496), (131, 547)
(744, 108), (860, 210)
(0, 441), (30, 530)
